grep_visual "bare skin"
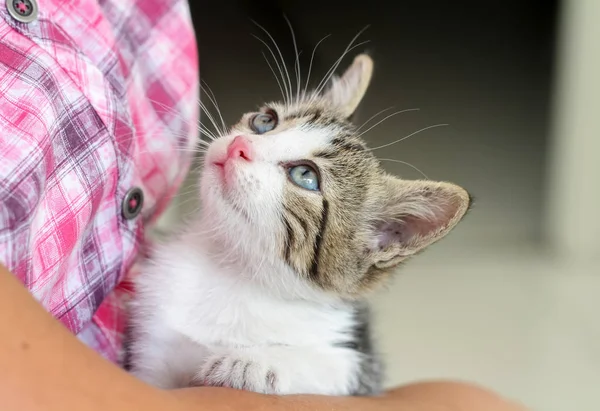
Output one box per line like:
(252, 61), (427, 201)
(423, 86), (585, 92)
(0, 264), (527, 411)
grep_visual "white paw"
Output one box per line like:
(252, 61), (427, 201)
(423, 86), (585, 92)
(193, 353), (279, 393)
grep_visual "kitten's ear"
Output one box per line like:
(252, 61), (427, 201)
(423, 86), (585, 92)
(367, 177), (471, 269)
(323, 54), (373, 118)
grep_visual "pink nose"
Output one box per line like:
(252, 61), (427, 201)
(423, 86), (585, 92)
(226, 135), (253, 162)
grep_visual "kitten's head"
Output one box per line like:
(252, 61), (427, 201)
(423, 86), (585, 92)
(201, 54), (471, 299)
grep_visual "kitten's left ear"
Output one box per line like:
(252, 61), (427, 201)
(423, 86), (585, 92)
(367, 176), (472, 270)
(323, 54), (373, 118)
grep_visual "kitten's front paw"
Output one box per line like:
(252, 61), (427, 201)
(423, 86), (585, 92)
(194, 354), (279, 393)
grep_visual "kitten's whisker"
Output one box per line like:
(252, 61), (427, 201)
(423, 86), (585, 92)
(198, 121), (219, 139)
(201, 81), (227, 135)
(197, 106), (220, 140)
(174, 195), (202, 210)
(143, 96), (219, 143)
(199, 132), (217, 143)
(198, 128), (217, 142)
(175, 181), (201, 195)
(194, 100), (219, 136)
(356, 106), (395, 131)
(313, 39), (370, 99)
(165, 147), (209, 153)
(368, 124), (449, 151)
(253, 34), (290, 106)
(304, 34), (331, 100)
(173, 196), (199, 208)
(305, 38), (371, 109)
(313, 25), (370, 97)
(378, 158), (430, 179)
(195, 98), (222, 139)
(195, 138), (211, 146)
(294, 50), (303, 105)
(252, 20), (293, 108)
(113, 128), (208, 154)
(356, 108), (420, 137)
(144, 96), (205, 136)
(283, 14), (301, 106)
(262, 51), (287, 104)
(198, 121), (219, 141)
(136, 148), (208, 157)
(176, 181), (201, 196)
(196, 128), (216, 142)
(116, 129), (197, 142)
(199, 101), (225, 139)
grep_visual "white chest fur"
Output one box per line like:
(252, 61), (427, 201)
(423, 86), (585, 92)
(128, 237), (365, 395)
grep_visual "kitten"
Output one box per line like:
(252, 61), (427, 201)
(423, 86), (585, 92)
(126, 54), (471, 395)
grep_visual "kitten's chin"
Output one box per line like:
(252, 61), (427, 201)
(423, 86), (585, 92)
(199, 169), (249, 226)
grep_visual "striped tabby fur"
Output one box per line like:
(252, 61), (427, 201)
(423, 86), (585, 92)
(127, 54), (471, 395)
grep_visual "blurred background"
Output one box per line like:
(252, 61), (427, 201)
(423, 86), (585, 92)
(165, 1), (600, 409)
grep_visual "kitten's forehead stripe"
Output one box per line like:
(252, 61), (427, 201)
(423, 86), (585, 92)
(283, 217), (294, 263)
(284, 205), (309, 233)
(309, 198), (329, 281)
(283, 106), (323, 121)
(281, 203), (311, 267)
(331, 136), (366, 151)
(279, 106), (348, 131)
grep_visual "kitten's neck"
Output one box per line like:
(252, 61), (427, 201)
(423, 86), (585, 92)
(172, 216), (339, 304)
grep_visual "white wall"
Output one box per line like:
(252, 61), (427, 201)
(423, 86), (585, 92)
(545, 0), (600, 264)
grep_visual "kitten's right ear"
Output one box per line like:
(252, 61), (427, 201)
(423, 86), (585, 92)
(323, 54), (373, 119)
(366, 176), (471, 270)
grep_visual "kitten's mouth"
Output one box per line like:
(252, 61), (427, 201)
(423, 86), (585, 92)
(210, 159), (238, 195)
(210, 156), (245, 185)
(211, 160), (227, 180)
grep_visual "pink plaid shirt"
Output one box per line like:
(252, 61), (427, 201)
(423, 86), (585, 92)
(0, 0), (198, 363)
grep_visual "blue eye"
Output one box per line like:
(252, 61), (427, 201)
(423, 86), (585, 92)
(250, 111), (277, 134)
(288, 164), (320, 191)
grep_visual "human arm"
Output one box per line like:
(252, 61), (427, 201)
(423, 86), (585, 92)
(0, 263), (174, 410)
(0, 264), (526, 411)
(173, 382), (527, 411)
